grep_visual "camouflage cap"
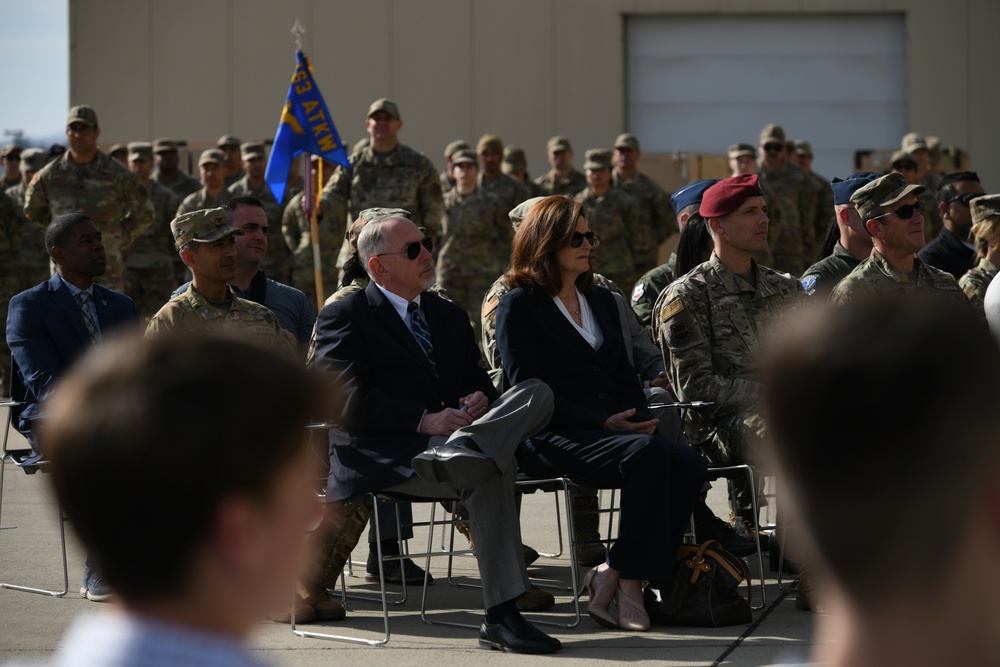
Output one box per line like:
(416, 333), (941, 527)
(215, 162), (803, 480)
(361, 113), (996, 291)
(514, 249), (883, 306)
(347, 207), (411, 252)
(368, 98), (400, 120)
(66, 105), (98, 128)
(613, 133), (639, 152)
(109, 143), (128, 156)
(727, 143), (756, 159)
(1, 144), (21, 159)
(970, 194), (1000, 225)
(477, 134), (503, 155)
(759, 123), (785, 144)
(444, 140), (470, 160)
(850, 172), (926, 222)
(19, 147), (46, 173)
(794, 140), (813, 156)
(153, 138), (178, 153)
(926, 136), (941, 163)
(501, 146), (527, 174)
(171, 208), (244, 250)
(217, 134), (241, 148)
(546, 135), (572, 153)
(240, 141), (266, 160)
(901, 132), (928, 154)
(583, 149), (612, 171)
(890, 150), (916, 169)
(451, 148), (478, 166)
(508, 196), (547, 231)
(127, 142), (153, 162)
(198, 148), (225, 166)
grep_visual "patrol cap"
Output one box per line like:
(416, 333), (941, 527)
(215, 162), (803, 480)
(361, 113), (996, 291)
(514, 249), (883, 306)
(671, 179), (719, 214)
(613, 133), (639, 152)
(19, 148), (46, 173)
(109, 143), (128, 156)
(508, 196), (547, 231)
(367, 98), (400, 120)
(901, 132), (928, 154)
(830, 172), (881, 206)
(727, 143), (756, 159)
(850, 172), (926, 222)
(890, 150), (917, 169)
(700, 174), (764, 219)
(451, 148), (478, 166)
(1, 144), (21, 159)
(501, 146), (526, 173)
(970, 194), (1000, 225)
(217, 134), (241, 148)
(198, 148), (225, 166)
(444, 140), (470, 160)
(546, 135), (572, 154)
(926, 136), (942, 164)
(66, 105), (98, 128)
(794, 140), (813, 156)
(583, 149), (612, 171)
(127, 142), (153, 162)
(477, 134), (503, 155)
(759, 123), (785, 144)
(347, 207), (412, 252)
(171, 207), (244, 250)
(240, 141), (266, 160)
(153, 138), (178, 154)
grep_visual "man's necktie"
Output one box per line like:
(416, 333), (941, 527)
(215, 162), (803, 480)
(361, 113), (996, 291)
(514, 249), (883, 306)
(407, 301), (437, 374)
(75, 292), (100, 341)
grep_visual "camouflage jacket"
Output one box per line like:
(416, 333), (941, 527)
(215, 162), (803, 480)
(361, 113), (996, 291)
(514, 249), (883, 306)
(24, 150), (154, 292)
(477, 173), (528, 215)
(437, 187), (511, 281)
(917, 170), (944, 239)
(574, 186), (639, 277)
(1, 190), (19, 266)
(227, 176), (283, 225)
(534, 168), (587, 197)
(757, 159), (817, 275)
(145, 284), (291, 350)
(176, 188), (228, 218)
(153, 170), (201, 200)
(613, 170), (676, 268)
(959, 258), (998, 315)
(281, 190), (346, 271)
(5, 182), (49, 290)
(631, 257), (676, 336)
(320, 143), (443, 244)
(658, 253), (802, 445)
(126, 180), (178, 269)
(829, 249), (968, 307)
(808, 170), (836, 253)
(800, 242), (863, 297)
(439, 170), (455, 195)
(223, 168), (245, 189)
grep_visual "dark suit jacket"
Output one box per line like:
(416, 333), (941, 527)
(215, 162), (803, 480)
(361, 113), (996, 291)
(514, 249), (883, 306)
(313, 281), (498, 500)
(496, 286), (647, 431)
(6, 274), (138, 437)
(918, 226), (975, 280)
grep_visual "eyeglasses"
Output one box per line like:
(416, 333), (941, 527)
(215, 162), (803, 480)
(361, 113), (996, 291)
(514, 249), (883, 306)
(947, 192), (981, 207)
(872, 201), (924, 221)
(376, 237), (433, 260)
(763, 143), (783, 153)
(570, 231), (601, 248)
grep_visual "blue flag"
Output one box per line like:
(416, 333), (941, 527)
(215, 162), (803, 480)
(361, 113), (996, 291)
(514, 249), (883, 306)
(265, 50), (349, 203)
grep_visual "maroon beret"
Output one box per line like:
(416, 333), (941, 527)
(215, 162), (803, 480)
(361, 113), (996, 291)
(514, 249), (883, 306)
(699, 174), (764, 218)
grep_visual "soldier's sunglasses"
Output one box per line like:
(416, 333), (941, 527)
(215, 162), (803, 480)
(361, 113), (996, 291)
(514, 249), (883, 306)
(377, 237), (433, 260)
(947, 192), (980, 207)
(872, 201), (924, 221)
(763, 143), (784, 153)
(570, 231), (601, 248)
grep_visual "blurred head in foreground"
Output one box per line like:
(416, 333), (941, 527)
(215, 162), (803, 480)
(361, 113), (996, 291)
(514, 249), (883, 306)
(763, 296), (1000, 667)
(41, 333), (328, 636)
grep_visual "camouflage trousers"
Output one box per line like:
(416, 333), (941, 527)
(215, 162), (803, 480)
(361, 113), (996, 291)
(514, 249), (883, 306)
(309, 495), (374, 591)
(124, 264), (178, 321)
(694, 410), (762, 517)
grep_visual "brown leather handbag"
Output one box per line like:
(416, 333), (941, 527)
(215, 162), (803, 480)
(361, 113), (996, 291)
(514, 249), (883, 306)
(644, 539), (753, 627)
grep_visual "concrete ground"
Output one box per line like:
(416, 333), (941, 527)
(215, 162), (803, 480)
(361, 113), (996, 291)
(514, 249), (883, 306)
(0, 425), (818, 666)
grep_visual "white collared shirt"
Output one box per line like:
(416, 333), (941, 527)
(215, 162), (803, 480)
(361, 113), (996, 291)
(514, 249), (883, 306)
(554, 288), (604, 350)
(374, 281), (423, 336)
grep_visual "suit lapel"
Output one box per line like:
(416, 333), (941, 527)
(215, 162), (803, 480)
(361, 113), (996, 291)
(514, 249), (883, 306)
(535, 293), (600, 359)
(48, 275), (91, 345)
(365, 282), (440, 385)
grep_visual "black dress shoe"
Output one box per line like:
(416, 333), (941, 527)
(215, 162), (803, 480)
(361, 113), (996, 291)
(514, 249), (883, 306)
(693, 503), (758, 557)
(479, 613), (562, 654)
(411, 436), (499, 489)
(365, 549), (434, 585)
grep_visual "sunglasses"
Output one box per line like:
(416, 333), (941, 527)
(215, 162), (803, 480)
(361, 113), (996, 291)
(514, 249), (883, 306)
(947, 192), (980, 207)
(763, 143), (783, 153)
(377, 236), (433, 260)
(893, 163), (917, 171)
(570, 231), (601, 248)
(873, 200), (924, 221)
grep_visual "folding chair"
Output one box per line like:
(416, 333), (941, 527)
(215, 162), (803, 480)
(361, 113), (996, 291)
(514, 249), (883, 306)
(704, 463), (766, 610)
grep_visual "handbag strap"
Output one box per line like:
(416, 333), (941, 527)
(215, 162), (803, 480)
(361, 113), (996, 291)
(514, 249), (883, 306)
(681, 540), (754, 607)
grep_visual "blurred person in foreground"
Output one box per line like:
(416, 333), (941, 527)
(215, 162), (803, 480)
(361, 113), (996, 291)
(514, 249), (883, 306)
(762, 295), (1000, 667)
(15, 333), (327, 666)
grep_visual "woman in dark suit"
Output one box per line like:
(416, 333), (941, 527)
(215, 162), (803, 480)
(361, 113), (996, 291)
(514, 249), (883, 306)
(496, 196), (707, 632)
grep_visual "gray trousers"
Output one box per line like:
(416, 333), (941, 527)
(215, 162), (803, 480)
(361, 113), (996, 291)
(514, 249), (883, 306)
(384, 378), (554, 609)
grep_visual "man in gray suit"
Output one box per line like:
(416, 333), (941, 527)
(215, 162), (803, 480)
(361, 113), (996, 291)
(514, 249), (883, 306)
(303, 215), (560, 654)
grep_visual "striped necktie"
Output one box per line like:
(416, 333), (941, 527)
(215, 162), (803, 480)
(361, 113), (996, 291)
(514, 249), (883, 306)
(407, 301), (437, 374)
(75, 291), (100, 341)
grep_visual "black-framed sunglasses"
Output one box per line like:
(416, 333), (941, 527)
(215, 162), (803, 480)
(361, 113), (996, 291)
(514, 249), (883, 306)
(947, 192), (980, 207)
(763, 143), (783, 153)
(377, 236), (433, 260)
(570, 231), (601, 248)
(873, 201), (924, 221)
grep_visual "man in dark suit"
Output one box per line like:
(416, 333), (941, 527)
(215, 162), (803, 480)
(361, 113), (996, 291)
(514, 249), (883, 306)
(6, 211), (139, 601)
(308, 214), (560, 654)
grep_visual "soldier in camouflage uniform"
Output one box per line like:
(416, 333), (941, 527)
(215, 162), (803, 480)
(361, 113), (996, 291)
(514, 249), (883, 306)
(217, 134), (244, 189)
(24, 105), (154, 294)
(574, 149), (640, 291)
(439, 140), (469, 195)
(612, 133), (675, 276)
(227, 141), (292, 284)
(152, 138), (201, 199)
(829, 173), (968, 308)
(727, 143), (778, 267)
(792, 140), (836, 257)
(0, 190), (20, 395)
(146, 208), (290, 351)
(6, 148), (50, 292)
(757, 124), (818, 275)
(319, 99), (443, 253)
(476, 135), (528, 214)
(501, 145), (543, 198)
(960, 194), (1000, 315)
(283, 157), (340, 305)
(903, 132), (944, 237)
(534, 136), (587, 196)
(176, 149), (229, 218)
(2, 144), (22, 191)
(659, 175), (802, 523)
(799, 172), (879, 298)
(124, 143), (180, 319)
(437, 149), (511, 340)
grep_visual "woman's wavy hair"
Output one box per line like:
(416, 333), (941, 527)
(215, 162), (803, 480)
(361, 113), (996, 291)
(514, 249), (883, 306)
(505, 196), (593, 296)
